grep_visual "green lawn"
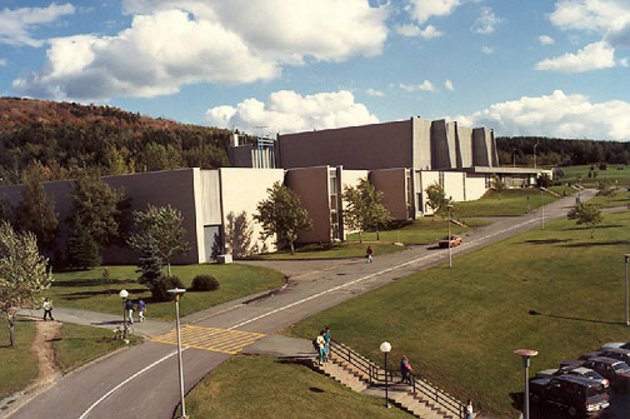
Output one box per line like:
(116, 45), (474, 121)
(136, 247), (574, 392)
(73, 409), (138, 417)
(561, 164), (630, 187)
(53, 323), (140, 372)
(288, 210), (630, 417)
(454, 188), (560, 217)
(348, 218), (479, 245)
(586, 189), (630, 209)
(186, 355), (410, 419)
(49, 264), (285, 320)
(0, 319), (39, 400)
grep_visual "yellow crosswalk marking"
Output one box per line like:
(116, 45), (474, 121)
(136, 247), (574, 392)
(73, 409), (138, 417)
(152, 325), (265, 355)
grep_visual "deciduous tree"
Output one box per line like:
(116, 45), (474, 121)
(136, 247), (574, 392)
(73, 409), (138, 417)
(224, 211), (256, 258)
(425, 183), (453, 219)
(342, 178), (391, 242)
(567, 203), (603, 239)
(254, 182), (311, 255)
(0, 221), (53, 347)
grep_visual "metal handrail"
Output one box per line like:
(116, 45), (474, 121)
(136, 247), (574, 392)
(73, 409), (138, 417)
(328, 339), (465, 418)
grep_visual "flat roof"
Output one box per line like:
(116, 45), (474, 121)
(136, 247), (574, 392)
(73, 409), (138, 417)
(459, 166), (544, 175)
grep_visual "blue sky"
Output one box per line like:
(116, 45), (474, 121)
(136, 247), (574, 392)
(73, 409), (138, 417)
(1, 0), (629, 140)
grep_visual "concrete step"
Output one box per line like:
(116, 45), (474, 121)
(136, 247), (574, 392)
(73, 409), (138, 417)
(392, 390), (456, 419)
(318, 361), (368, 392)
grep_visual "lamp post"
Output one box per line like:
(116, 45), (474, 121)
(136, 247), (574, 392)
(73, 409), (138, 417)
(625, 254), (630, 326)
(533, 143), (539, 169)
(168, 288), (188, 419)
(380, 341), (392, 408)
(514, 348), (538, 419)
(118, 289), (129, 340)
(447, 204), (454, 268)
(540, 188), (544, 230)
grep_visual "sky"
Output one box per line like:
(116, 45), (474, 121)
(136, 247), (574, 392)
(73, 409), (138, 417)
(0, 0), (629, 141)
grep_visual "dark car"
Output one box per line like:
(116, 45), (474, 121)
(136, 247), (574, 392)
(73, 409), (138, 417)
(530, 375), (609, 417)
(600, 341), (630, 351)
(598, 348), (630, 366)
(581, 357), (630, 390)
(535, 365), (610, 389)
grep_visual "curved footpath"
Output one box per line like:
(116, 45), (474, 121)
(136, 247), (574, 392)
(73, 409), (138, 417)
(5, 190), (600, 419)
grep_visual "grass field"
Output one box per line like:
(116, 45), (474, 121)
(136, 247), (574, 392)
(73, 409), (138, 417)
(49, 264), (285, 320)
(53, 323), (140, 372)
(288, 209), (630, 417)
(253, 241), (405, 260)
(185, 355), (410, 419)
(0, 319), (38, 400)
(561, 164), (630, 187)
(348, 218), (482, 245)
(453, 188), (560, 217)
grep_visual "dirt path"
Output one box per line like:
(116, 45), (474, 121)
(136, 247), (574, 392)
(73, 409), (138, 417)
(32, 320), (62, 385)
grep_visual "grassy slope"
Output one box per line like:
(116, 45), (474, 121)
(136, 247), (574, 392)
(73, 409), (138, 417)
(49, 264), (284, 320)
(186, 355), (410, 419)
(288, 210), (630, 416)
(254, 242), (404, 260)
(454, 189), (559, 217)
(0, 319), (38, 400)
(53, 323), (140, 372)
(561, 164), (630, 187)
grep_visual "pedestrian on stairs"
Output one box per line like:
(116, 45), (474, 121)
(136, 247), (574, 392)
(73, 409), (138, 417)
(465, 399), (474, 419)
(400, 355), (413, 384)
(324, 326), (331, 361)
(316, 330), (326, 365)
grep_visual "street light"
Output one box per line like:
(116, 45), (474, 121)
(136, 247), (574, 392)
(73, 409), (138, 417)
(118, 289), (129, 340)
(514, 348), (538, 419)
(625, 254), (630, 327)
(447, 204), (454, 268)
(167, 288), (188, 419)
(380, 341), (392, 408)
(533, 143), (539, 169)
(540, 188), (544, 230)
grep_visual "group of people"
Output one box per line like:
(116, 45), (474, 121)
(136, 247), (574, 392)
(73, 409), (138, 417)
(124, 298), (146, 324)
(314, 326), (331, 365)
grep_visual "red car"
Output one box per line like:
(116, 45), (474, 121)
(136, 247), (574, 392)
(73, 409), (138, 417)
(438, 235), (462, 248)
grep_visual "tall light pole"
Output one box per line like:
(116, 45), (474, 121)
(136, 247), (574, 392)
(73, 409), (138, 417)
(540, 188), (544, 230)
(533, 143), (539, 169)
(447, 204), (454, 268)
(118, 289), (129, 341)
(625, 255), (630, 326)
(168, 288), (188, 419)
(380, 341), (392, 408)
(514, 348), (538, 419)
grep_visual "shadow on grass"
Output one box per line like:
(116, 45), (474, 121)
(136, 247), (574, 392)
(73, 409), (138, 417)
(53, 278), (137, 287)
(61, 288), (146, 300)
(309, 387), (325, 393)
(523, 239), (571, 245)
(560, 224), (623, 232)
(561, 240), (630, 248)
(528, 310), (621, 325)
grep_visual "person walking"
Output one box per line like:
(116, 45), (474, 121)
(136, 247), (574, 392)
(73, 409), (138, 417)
(465, 399), (474, 419)
(400, 355), (413, 384)
(42, 298), (54, 321)
(137, 299), (146, 322)
(125, 299), (135, 324)
(323, 326), (331, 361)
(366, 245), (373, 263)
(316, 330), (326, 366)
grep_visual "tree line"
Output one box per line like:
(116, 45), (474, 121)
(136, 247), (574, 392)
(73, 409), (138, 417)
(496, 136), (630, 167)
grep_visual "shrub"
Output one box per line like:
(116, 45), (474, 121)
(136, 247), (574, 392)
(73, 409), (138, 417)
(152, 275), (185, 301)
(191, 275), (220, 292)
(599, 163), (607, 170)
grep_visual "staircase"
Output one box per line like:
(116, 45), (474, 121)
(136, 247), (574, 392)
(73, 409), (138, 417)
(539, 187), (561, 197)
(313, 340), (465, 418)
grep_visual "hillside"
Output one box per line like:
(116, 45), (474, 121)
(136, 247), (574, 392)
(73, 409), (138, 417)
(0, 97), (236, 185)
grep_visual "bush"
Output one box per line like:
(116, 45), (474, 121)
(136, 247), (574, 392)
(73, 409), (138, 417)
(191, 275), (220, 292)
(599, 163), (607, 170)
(152, 276), (185, 302)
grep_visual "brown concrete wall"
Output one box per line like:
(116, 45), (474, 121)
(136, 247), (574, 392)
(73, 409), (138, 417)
(370, 168), (408, 220)
(277, 120), (413, 170)
(285, 166), (331, 243)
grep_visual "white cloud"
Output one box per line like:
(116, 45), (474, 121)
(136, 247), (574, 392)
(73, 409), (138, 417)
(400, 80), (435, 92)
(455, 89), (630, 141)
(444, 80), (455, 91)
(13, 0), (389, 100)
(0, 58), (7, 67)
(481, 45), (494, 55)
(0, 3), (75, 47)
(538, 35), (555, 45)
(535, 41), (616, 72)
(549, 0), (630, 36)
(395, 23), (443, 39)
(366, 88), (384, 97)
(205, 90), (379, 134)
(405, 0), (461, 24)
(471, 7), (502, 35)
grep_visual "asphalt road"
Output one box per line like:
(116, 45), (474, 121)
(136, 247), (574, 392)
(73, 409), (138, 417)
(6, 190), (599, 419)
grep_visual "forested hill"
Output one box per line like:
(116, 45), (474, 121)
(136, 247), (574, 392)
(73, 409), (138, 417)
(0, 97), (236, 185)
(496, 136), (630, 167)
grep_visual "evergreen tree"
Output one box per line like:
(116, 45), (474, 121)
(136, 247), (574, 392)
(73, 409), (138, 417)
(66, 220), (101, 269)
(136, 234), (164, 298)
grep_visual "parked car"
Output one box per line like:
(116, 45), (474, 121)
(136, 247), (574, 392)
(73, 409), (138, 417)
(598, 348), (630, 366)
(600, 341), (630, 351)
(578, 351), (603, 361)
(438, 235), (462, 248)
(581, 357), (630, 390)
(535, 365), (610, 389)
(530, 375), (610, 417)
